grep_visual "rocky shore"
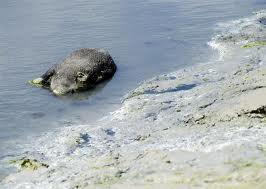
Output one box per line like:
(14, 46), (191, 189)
(2, 10), (266, 189)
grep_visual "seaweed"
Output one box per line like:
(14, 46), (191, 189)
(28, 77), (44, 88)
(9, 157), (49, 171)
(241, 41), (266, 48)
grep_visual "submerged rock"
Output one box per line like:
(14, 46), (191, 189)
(29, 48), (117, 95)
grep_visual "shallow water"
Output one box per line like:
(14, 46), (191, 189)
(0, 0), (265, 180)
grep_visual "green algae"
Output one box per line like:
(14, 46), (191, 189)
(202, 78), (210, 82)
(94, 174), (120, 185)
(257, 144), (266, 156)
(9, 158), (49, 171)
(134, 134), (151, 141)
(241, 41), (266, 48)
(231, 161), (265, 170)
(28, 77), (44, 87)
(260, 117), (266, 123)
(159, 159), (266, 188)
(88, 158), (266, 188)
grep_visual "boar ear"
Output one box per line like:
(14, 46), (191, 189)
(77, 72), (88, 82)
(41, 64), (58, 84)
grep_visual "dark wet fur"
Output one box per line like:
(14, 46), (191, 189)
(41, 48), (116, 94)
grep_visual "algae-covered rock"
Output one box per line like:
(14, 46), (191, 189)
(9, 158), (49, 171)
